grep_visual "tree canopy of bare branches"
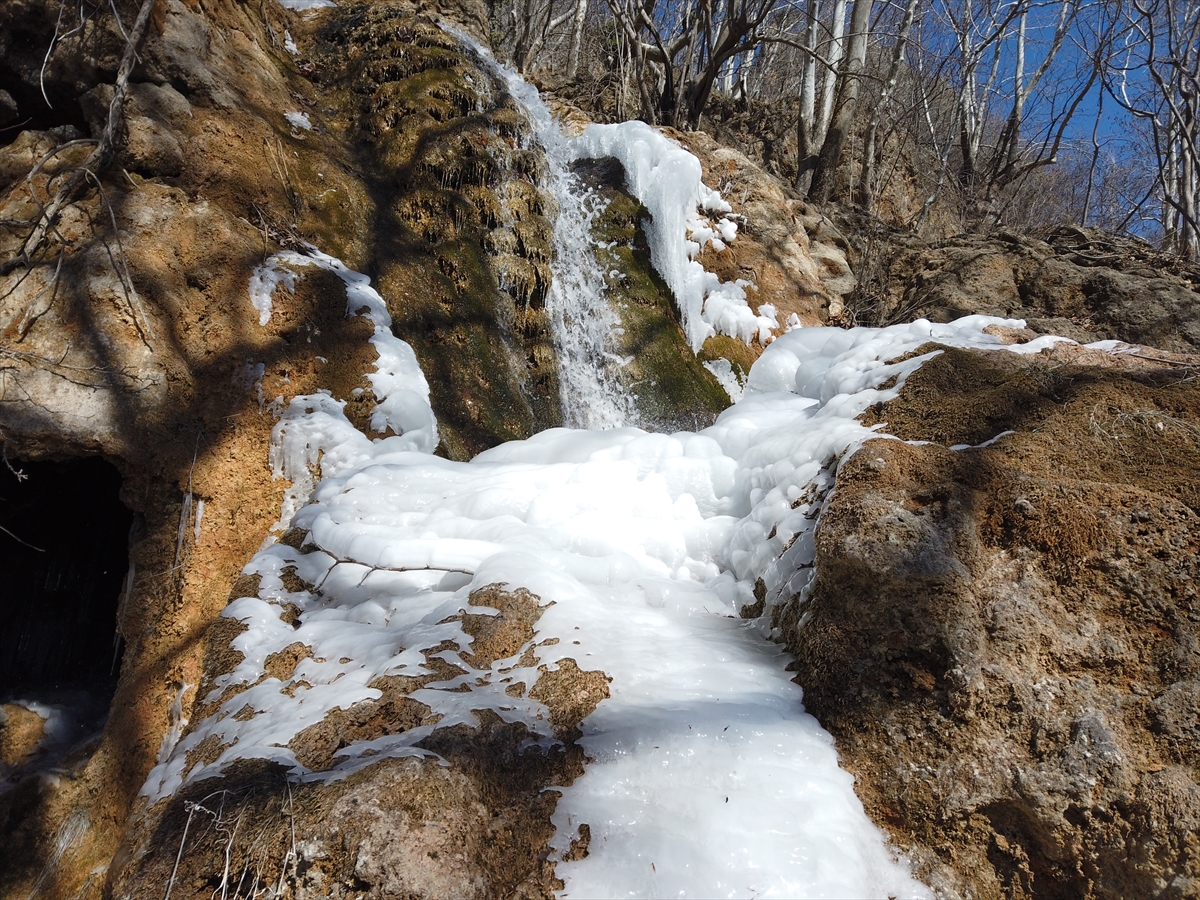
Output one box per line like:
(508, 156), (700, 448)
(493, 0), (1199, 257)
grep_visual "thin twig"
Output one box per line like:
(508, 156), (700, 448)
(0, 524), (45, 552)
(0, 435), (28, 482)
(85, 168), (154, 344)
(164, 800), (198, 900)
(1, 0), (155, 277)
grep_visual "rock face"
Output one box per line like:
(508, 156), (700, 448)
(788, 343), (1200, 898)
(311, 8), (565, 457)
(679, 129), (858, 326)
(857, 226), (1200, 352)
(0, 1), (757, 896)
(113, 582), (607, 900)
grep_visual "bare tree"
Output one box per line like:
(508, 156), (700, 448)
(1107, 0), (1200, 257)
(604, 0), (783, 128)
(862, 0), (922, 211)
(808, 0), (874, 201)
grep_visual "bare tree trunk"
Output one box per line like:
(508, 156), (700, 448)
(808, 0), (872, 203)
(567, 0), (588, 79)
(795, 0), (822, 191)
(1082, 87), (1104, 226)
(864, 0), (920, 211)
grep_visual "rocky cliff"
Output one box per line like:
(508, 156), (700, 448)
(789, 338), (1200, 898)
(0, 0), (1197, 898)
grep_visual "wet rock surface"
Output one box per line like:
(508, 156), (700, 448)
(789, 345), (1200, 899)
(570, 155), (732, 429)
(310, 7), (565, 458)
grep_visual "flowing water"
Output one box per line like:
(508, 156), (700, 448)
(484, 49), (638, 430)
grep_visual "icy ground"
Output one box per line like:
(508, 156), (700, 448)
(140, 44), (1098, 898)
(145, 294), (1071, 897)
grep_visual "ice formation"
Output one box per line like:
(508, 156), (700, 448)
(157, 48), (1102, 898)
(275, 0), (334, 10)
(703, 357), (745, 402)
(573, 121), (777, 351)
(244, 247), (438, 530)
(155, 253), (1073, 895)
(247, 251), (303, 326)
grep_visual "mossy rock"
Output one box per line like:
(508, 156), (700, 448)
(697, 335), (757, 386)
(573, 157), (732, 430)
(315, 6), (563, 458)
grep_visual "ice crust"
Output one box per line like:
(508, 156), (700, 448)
(247, 251), (303, 326)
(245, 247), (438, 530)
(154, 273), (1073, 895)
(574, 121), (777, 351)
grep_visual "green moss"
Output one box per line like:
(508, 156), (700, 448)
(313, 6), (564, 457)
(572, 157), (731, 428)
(697, 335), (757, 385)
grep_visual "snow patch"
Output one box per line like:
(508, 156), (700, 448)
(248, 247), (438, 457)
(247, 252), (306, 326)
(146, 304), (1065, 895)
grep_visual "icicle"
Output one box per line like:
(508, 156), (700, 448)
(193, 498), (205, 543)
(174, 493), (192, 569)
(154, 682), (192, 767)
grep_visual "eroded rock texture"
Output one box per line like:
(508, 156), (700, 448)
(310, 8), (566, 457)
(858, 227), (1200, 351)
(790, 344), (1200, 899)
(114, 583), (607, 900)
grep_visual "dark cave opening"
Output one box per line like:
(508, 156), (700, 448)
(0, 456), (133, 694)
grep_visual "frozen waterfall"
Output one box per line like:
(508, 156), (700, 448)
(131, 37), (1119, 900)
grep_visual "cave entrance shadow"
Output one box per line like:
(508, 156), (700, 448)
(0, 455), (132, 695)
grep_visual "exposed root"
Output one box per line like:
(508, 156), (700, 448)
(0, 0), (155, 282)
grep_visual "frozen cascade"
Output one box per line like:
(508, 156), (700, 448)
(480, 41), (638, 429)
(469, 33), (773, 427)
(142, 39), (1112, 899)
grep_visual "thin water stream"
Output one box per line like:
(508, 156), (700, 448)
(484, 49), (638, 429)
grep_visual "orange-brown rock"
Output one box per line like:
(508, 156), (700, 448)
(789, 344), (1200, 898)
